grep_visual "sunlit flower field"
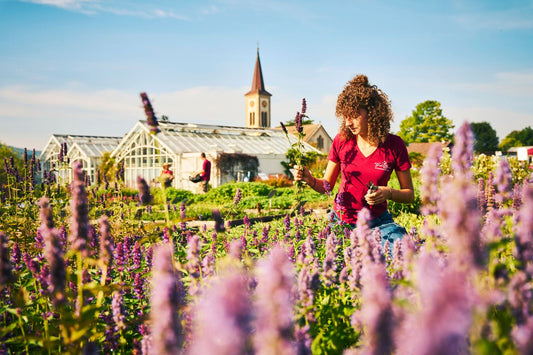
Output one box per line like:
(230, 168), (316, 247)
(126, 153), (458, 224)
(1, 122), (532, 354)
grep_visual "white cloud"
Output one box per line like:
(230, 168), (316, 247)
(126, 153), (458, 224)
(452, 5), (533, 31)
(20, 0), (190, 20)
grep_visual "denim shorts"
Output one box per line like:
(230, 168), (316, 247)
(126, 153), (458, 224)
(331, 210), (407, 247)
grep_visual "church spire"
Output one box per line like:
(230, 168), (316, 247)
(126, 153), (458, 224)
(246, 48), (271, 96)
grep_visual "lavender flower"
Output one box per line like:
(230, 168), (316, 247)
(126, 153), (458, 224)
(420, 144), (442, 215)
(353, 261), (394, 355)
(213, 209), (226, 233)
(439, 164), (485, 268)
(98, 216), (114, 268)
(112, 290), (126, 332)
(133, 273), (145, 301)
(233, 188), (242, 206)
(69, 161), (89, 256)
(280, 122), (288, 135)
(132, 241), (142, 270)
(39, 197), (66, 305)
(0, 232), (14, 288)
(149, 244), (184, 353)
(451, 121), (474, 178)
(253, 246), (295, 354)
(397, 251), (472, 355)
(140, 92), (160, 134)
(186, 235), (201, 281)
(136, 176), (152, 205)
(189, 265), (252, 355)
(514, 184), (533, 274)
(322, 233), (338, 286)
(494, 157), (512, 205)
(11, 242), (21, 272)
(323, 180), (332, 196)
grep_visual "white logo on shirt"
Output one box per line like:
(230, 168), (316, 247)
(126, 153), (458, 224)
(374, 161), (390, 171)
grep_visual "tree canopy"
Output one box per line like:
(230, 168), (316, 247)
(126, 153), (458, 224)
(398, 100), (454, 144)
(470, 121), (499, 155)
(498, 126), (533, 152)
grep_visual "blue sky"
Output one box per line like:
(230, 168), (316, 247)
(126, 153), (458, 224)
(1, 0), (532, 150)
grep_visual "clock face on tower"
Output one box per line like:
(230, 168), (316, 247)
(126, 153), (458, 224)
(261, 100), (268, 108)
(249, 100), (255, 107)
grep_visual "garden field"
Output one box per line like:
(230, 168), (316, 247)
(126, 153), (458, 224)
(1, 123), (532, 354)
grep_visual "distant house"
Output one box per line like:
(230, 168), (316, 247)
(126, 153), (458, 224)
(279, 123), (333, 154)
(507, 146), (533, 163)
(40, 134), (122, 185)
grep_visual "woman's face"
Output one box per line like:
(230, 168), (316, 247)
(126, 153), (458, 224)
(344, 108), (368, 136)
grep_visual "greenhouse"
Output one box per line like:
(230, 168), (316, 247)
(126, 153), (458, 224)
(111, 120), (320, 192)
(40, 134), (122, 185)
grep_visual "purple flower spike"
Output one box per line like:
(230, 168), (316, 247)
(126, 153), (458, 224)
(213, 209), (226, 233)
(494, 158), (512, 204)
(254, 246), (295, 354)
(420, 144), (442, 215)
(149, 244), (184, 353)
(69, 161), (89, 256)
(397, 251), (472, 355)
(140, 92), (160, 134)
(233, 188), (242, 207)
(355, 261), (394, 355)
(451, 122), (474, 177)
(0, 232), (14, 287)
(137, 176), (152, 205)
(112, 290), (126, 332)
(323, 180), (332, 196)
(189, 266), (252, 355)
(98, 216), (114, 268)
(439, 166), (484, 268)
(39, 197), (66, 305)
(280, 122), (288, 135)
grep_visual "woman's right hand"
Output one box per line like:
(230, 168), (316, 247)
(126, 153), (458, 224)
(294, 165), (310, 183)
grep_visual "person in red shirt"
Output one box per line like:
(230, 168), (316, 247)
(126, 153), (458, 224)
(296, 74), (414, 246)
(199, 152), (211, 193)
(160, 162), (174, 188)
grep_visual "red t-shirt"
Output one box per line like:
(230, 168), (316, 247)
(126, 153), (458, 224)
(328, 133), (411, 223)
(202, 159), (211, 181)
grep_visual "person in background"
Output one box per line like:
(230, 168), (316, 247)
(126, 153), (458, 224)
(159, 162), (174, 188)
(198, 152), (211, 193)
(295, 74), (414, 246)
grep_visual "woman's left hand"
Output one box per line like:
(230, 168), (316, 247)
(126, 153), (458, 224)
(364, 186), (391, 205)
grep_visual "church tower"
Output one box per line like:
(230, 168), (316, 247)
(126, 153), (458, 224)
(245, 49), (271, 128)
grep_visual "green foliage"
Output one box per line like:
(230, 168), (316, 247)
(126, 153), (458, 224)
(308, 286), (359, 354)
(499, 126), (533, 152)
(408, 152), (425, 170)
(471, 121), (499, 155)
(98, 152), (118, 183)
(398, 100), (454, 144)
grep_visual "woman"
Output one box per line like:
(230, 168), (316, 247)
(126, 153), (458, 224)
(296, 74), (414, 246)
(159, 162), (174, 188)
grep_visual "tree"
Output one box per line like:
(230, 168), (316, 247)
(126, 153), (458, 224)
(398, 100), (454, 144)
(499, 126), (533, 152)
(470, 121), (499, 155)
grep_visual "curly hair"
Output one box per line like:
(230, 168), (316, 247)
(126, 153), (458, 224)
(335, 74), (393, 145)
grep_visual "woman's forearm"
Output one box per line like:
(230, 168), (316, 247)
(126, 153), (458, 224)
(389, 187), (414, 204)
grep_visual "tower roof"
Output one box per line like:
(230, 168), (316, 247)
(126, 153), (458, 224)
(245, 49), (271, 96)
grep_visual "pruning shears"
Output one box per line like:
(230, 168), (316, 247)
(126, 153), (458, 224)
(367, 180), (377, 193)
